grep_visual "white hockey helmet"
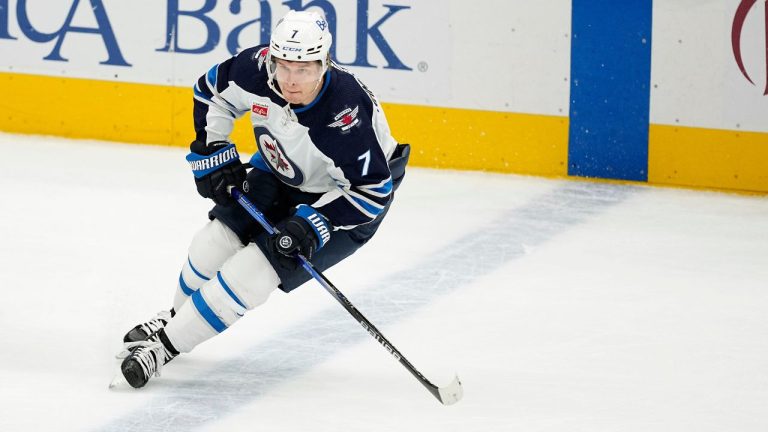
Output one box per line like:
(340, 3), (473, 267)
(267, 10), (332, 96)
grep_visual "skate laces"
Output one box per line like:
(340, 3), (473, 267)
(117, 310), (172, 358)
(125, 340), (171, 379)
(141, 310), (172, 334)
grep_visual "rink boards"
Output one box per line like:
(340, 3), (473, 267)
(0, 0), (766, 192)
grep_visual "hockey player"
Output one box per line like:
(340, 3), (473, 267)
(117, 9), (410, 388)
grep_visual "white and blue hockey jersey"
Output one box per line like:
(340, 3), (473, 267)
(192, 45), (399, 230)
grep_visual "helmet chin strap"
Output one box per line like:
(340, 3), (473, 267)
(266, 74), (286, 102)
(307, 77), (323, 100)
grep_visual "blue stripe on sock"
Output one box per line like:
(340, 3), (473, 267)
(178, 273), (195, 296)
(217, 272), (246, 309)
(191, 290), (227, 333)
(188, 257), (210, 281)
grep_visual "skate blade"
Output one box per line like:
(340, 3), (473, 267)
(108, 367), (129, 390)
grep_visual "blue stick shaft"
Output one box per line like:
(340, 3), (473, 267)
(229, 187), (328, 296)
(229, 187), (276, 235)
(227, 187), (455, 404)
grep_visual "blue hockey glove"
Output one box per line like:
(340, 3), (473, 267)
(270, 205), (331, 270)
(187, 140), (247, 205)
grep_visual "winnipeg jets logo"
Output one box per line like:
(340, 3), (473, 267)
(255, 47), (269, 71)
(254, 127), (305, 186)
(328, 106), (360, 132)
(260, 136), (292, 175)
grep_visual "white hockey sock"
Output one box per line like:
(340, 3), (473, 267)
(164, 243), (281, 353)
(173, 219), (244, 311)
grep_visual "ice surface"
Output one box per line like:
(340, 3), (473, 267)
(0, 133), (766, 431)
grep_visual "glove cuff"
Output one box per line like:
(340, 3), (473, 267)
(186, 144), (240, 178)
(294, 204), (331, 249)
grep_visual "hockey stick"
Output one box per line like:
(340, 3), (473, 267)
(229, 187), (463, 405)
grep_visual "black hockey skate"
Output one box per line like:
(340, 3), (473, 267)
(122, 309), (173, 343)
(120, 328), (179, 388)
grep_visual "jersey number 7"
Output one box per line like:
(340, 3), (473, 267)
(357, 150), (371, 176)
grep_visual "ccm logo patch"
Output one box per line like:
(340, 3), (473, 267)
(252, 103), (269, 118)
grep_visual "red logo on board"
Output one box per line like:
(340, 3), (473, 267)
(732, 0), (768, 95)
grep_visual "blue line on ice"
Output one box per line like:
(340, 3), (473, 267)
(95, 183), (636, 432)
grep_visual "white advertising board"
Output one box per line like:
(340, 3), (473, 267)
(0, 0), (570, 115)
(651, 0), (768, 133)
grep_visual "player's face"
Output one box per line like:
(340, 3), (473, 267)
(274, 59), (324, 105)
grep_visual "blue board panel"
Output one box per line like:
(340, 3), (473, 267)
(569, 0), (653, 181)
